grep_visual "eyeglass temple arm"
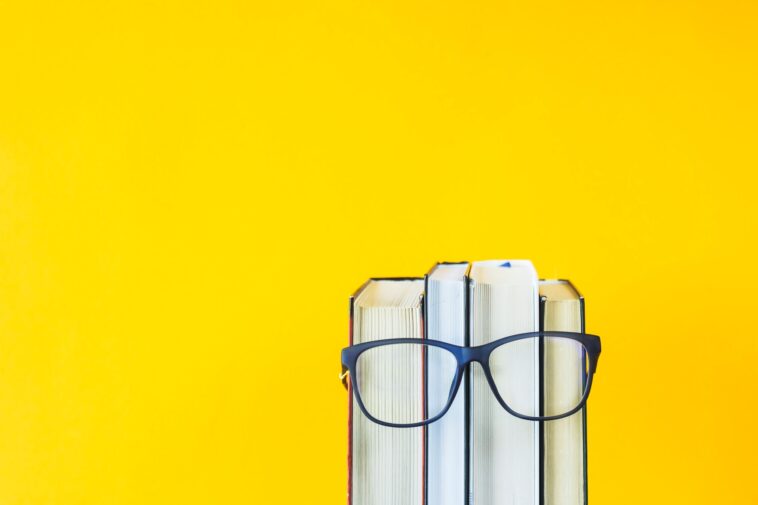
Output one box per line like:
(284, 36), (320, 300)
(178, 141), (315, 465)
(339, 365), (349, 390)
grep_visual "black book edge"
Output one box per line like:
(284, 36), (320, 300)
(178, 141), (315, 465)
(464, 273), (471, 505)
(466, 276), (475, 505)
(347, 293), (357, 505)
(423, 272), (429, 505)
(577, 288), (588, 505)
(539, 295), (547, 505)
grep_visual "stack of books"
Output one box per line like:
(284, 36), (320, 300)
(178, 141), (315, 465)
(343, 260), (597, 505)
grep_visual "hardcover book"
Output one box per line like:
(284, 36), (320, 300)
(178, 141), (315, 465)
(348, 278), (425, 505)
(469, 260), (540, 505)
(540, 280), (588, 505)
(425, 262), (470, 505)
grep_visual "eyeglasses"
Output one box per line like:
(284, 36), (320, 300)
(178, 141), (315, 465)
(340, 331), (601, 428)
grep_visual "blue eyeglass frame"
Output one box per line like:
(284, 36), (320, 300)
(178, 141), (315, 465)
(341, 331), (601, 428)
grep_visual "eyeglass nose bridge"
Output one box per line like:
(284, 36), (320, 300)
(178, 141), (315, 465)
(459, 346), (489, 367)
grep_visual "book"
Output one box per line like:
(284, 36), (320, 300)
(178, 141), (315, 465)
(539, 280), (588, 505)
(348, 278), (425, 505)
(469, 260), (540, 505)
(424, 262), (470, 505)
(345, 267), (593, 505)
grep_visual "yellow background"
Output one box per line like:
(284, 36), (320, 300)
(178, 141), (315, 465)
(1, 0), (756, 503)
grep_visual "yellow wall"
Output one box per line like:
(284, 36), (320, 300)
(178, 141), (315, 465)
(1, 1), (756, 503)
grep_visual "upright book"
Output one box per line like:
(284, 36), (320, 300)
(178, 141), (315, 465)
(424, 262), (470, 505)
(539, 280), (588, 505)
(345, 268), (593, 505)
(469, 260), (540, 505)
(347, 278), (425, 505)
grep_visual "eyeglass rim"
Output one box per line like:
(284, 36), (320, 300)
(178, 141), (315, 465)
(341, 331), (601, 428)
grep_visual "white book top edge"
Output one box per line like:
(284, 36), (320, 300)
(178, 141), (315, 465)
(429, 262), (469, 282)
(470, 259), (537, 284)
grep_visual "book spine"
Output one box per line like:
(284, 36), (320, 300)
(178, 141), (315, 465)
(538, 296), (547, 505)
(463, 275), (471, 505)
(347, 296), (354, 505)
(466, 279), (475, 505)
(420, 293), (427, 505)
(580, 296), (588, 505)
